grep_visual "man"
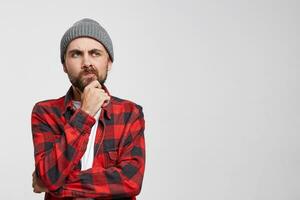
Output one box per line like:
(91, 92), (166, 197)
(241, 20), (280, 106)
(31, 18), (146, 200)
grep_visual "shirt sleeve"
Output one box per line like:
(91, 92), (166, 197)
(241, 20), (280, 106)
(31, 103), (96, 191)
(48, 105), (146, 199)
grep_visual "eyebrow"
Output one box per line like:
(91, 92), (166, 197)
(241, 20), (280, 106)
(67, 48), (104, 55)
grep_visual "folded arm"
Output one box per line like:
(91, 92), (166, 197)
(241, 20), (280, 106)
(32, 103), (96, 191)
(32, 103), (146, 199)
(50, 106), (146, 199)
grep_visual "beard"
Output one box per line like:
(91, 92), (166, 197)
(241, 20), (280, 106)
(67, 65), (108, 92)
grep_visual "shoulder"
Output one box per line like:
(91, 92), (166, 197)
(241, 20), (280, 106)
(32, 96), (65, 114)
(110, 96), (144, 116)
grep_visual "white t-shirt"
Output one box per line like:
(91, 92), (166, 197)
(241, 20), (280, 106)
(73, 100), (101, 170)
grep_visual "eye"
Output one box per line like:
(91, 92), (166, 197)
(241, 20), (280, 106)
(71, 52), (80, 58)
(92, 52), (101, 57)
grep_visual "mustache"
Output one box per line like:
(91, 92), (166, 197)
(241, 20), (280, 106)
(80, 66), (98, 75)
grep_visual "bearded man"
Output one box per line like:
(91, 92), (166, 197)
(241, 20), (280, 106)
(31, 18), (146, 200)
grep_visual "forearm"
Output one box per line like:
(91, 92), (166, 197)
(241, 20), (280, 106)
(50, 114), (146, 199)
(32, 104), (96, 191)
(52, 166), (144, 199)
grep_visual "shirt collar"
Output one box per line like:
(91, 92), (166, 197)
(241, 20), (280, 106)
(63, 84), (112, 120)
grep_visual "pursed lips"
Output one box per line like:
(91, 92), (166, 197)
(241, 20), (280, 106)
(82, 72), (96, 77)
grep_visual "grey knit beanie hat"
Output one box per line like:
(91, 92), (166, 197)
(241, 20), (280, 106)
(60, 18), (114, 63)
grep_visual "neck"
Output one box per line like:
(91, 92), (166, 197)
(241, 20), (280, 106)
(72, 86), (82, 101)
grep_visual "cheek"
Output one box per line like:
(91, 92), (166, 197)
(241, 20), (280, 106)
(66, 59), (79, 67)
(96, 66), (108, 76)
(95, 59), (109, 70)
(65, 60), (81, 74)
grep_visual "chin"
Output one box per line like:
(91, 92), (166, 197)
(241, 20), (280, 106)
(83, 76), (96, 84)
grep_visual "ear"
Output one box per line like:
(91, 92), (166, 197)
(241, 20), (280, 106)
(63, 63), (67, 73)
(107, 59), (112, 71)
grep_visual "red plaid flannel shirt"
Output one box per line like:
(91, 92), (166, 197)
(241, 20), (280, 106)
(31, 85), (146, 200)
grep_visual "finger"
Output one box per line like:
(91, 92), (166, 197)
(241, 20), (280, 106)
(102, 96), (111, 107)
(100, 94), (110, 101)
(102, 101), (109, 107)
(32, 179), (36, 187)
(32, 172), (37, 183)
(34, 189), (42, 193)
(33, 186), (41, 193)
(95, 88), (106, 95)
(103, 94), (110, 101)
(36, 184), (45, 193)
(104, 94), (111, 100)
(86, 80), (101, 89)
(98, 90), (111, 99)
(95, 88), (106, 93)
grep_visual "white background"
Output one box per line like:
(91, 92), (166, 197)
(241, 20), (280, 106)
(0, 0), (299, 199)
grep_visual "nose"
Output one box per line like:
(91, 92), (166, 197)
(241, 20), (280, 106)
(82, 53), (92, 69)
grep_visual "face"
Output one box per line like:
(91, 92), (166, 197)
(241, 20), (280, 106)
(63, 37), (112, 92)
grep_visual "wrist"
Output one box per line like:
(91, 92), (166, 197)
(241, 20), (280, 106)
(81, 107), (90, 115)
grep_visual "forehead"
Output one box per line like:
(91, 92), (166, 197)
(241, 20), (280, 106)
(66, 37), (106, 51)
